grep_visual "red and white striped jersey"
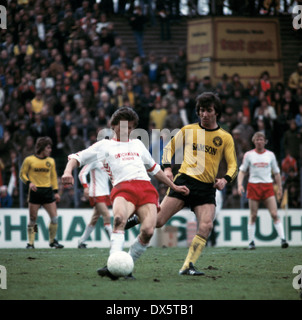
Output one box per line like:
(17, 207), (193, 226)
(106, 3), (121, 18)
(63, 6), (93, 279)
(239, 149), (280, 183)
(69, 138), (160, 186)
(78, 162), (110, 197)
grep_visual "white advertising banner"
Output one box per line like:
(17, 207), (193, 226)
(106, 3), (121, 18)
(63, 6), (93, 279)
(0, 209), (301, 248)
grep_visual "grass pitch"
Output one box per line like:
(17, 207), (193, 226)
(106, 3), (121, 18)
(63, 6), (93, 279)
(0, 246), (301, 300)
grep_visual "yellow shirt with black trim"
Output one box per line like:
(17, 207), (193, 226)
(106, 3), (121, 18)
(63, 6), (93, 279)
(19, 155), (59, 190)
(162, 123), (238, 184)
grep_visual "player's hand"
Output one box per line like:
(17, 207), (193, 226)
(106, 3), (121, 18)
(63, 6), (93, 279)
(164, 167), (174, 182)
(173, 185), (190, 196)
(237, 185), (245, 196)
(213, 178), (227, 191)
(29, 183), (37, 192)
(276, 189), (283, 202)
(83, 188), (89, 199)
(61, 173), (74, 187)
(54, 193), (60, 203)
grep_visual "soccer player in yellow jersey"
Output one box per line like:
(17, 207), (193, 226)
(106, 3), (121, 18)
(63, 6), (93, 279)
(20, 137), (64, 249)
(158, 92), (238, 275)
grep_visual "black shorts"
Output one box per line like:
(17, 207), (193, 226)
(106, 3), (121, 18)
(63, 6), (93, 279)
(28, 187), (55, 205)
(167, 173), (216, 211)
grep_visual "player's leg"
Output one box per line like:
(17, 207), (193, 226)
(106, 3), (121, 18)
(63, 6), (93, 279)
(27, 203), (40, 248)
(97, 196), (135, 279)
(78, 202), (112, 248)
(247, 199), (259, 249)
(110, 196), (135, 255)
(43, 202), (64, 248)
(96, 202), (113, 238)
(129, 203), (157, 262)
(179, 204), (215, 275)
(88, 202), (112, 239)
(126, 196), (181, 231)
(78, 206), (100, 248)
(264, 196), (289, 248)
(156, 195), (185, 228)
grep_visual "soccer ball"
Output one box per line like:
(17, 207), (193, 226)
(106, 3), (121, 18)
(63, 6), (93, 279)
(107, 251), (134, 277)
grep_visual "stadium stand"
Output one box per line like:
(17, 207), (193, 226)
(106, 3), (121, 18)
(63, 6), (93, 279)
(0, 0), (301, 209)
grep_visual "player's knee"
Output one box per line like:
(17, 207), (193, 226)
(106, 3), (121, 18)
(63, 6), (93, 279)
(198, 221), (213, 236)
(102, 211), (111, 220)
(113, 214), (126, 229)
(140, 225), (154, 242)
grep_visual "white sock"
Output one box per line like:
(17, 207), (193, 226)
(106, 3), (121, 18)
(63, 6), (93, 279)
(274, 221), (285, 240)
(110, 231), (125, 255)
(248, 223), (256, 243)
(128, 236), (148, 262)
(78, 225), (95, 244)
(104, 223), (112, 239)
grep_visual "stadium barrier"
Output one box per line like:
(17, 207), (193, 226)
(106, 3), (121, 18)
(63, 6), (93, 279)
(0, 208), (301, 248)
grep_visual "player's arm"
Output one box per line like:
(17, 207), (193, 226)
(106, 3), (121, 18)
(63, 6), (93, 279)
(140, 139), (189, 195)
(50, 158), (59, 191)
(273, 172), (283, 201)
(19, 158), (30, 186)
(62, 158), (80, 186)
(237, 170), (247, 196)
(78, 163), (92, 199)
(162, 139), (175, 174)
(78, 164), (90, 188)
(50, 158), (60, 202)
(154, 169), (189, 195)
(214, 135), (238, 191)
(161, 127), (184, 181)
(19, 157), (37, 192)
(237, 151), (249, 196)
(223, 136), (238, 184)
(63, 141), (103, 186)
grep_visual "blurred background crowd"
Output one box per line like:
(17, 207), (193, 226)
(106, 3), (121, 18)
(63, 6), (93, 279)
(0, 0), (301, 209)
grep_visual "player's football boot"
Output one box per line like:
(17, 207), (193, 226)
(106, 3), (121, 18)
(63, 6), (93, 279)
(97, 266), (119, 280)
(49, 239), (64, 249)
(248, 241), (256, 250)
(124, 273), (136, 280)
(124, 215), (140, 230)
(281, 239), (289, 248)
(78, 243), (87, 249)
(26, 243), (35, 249)
(179, 262), (205, 276)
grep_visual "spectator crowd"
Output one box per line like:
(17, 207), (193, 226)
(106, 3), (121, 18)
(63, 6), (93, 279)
(0, 0), (301, 209)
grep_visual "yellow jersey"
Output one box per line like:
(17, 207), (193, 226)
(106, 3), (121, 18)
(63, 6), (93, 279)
(19, 155), (59, 190)
(162, 123), (238, 184)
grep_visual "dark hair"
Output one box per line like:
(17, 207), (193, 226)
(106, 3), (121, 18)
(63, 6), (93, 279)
(195, 92), (222, 120)
(110, 107), (139, 128)
(35, 136), (53, 154)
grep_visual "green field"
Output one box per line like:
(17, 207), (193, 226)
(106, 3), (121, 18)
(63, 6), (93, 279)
(0, 246), (301, 301)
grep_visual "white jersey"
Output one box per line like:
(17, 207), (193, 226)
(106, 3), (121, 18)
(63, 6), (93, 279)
(239, 149), (280, 183)
(69, 138), (160, 187)
(78, 161), (110, 197)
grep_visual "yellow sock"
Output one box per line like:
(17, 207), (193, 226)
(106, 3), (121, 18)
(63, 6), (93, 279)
(27, 225), (36, 245)
(180, 235), (207, 271)
(49, 223), (58, 243)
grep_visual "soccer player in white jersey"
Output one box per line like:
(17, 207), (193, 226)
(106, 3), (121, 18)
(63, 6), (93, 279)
(77, 161), (113, 248)
(62, 107), (189, 279)
(237, 132), (289, 249)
